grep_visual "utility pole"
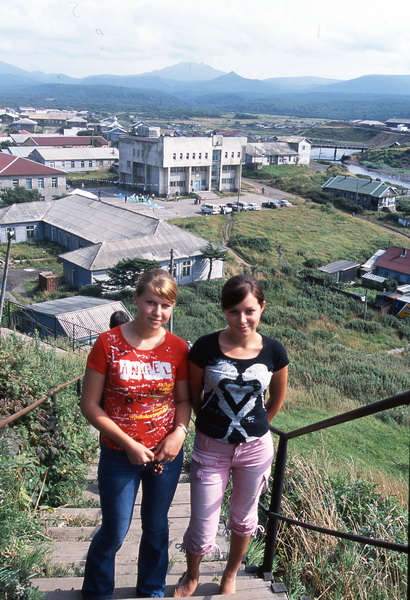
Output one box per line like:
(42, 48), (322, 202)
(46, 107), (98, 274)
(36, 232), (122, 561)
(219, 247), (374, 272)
(363, 289), (368, 321)
(169, 248), (174, 333)
(0, 230), (15, 329)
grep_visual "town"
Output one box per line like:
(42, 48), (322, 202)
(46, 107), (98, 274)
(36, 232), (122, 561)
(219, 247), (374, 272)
(1, 100), (409, 600)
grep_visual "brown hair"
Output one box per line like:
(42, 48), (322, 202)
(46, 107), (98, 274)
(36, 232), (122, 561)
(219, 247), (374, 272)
(135, 268), (178, 304)
(221, 274), (265, 310)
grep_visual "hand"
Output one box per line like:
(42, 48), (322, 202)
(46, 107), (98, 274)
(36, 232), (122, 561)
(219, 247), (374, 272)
(125, 440), (155, 465)
(154, 428), (186, 463)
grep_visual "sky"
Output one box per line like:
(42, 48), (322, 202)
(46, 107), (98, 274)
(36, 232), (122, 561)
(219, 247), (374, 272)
(1, 0), (409, 81)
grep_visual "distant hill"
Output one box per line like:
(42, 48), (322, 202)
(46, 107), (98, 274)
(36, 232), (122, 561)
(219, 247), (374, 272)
(140, 61), (226, 81)
(264, 75), (341, 91)
(312, 74), (410, 94)
(0, 61), (409, 120)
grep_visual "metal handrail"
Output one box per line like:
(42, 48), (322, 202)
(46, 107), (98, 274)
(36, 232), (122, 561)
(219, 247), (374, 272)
(0, 376), (82, 429)
(261, 390), (410, 573)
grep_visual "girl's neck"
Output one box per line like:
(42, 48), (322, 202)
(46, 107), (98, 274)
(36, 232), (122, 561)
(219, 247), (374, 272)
(122, 319), (166, 350)
(219, 328), (262, 359)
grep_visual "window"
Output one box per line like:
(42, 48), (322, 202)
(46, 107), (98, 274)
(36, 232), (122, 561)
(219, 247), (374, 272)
(80, 160), (85, 168)
(180, 153), (183, 159)
(37, 178), (44, 188)
(133, 149), (136, 155)
(170, 181), (186, 187)
(98, 160), (103, 167)
(205, 153), (208, 159)
(237, 152), (241, 157)
(199, 153), (202, 159)
(225, 152), (228, 158)
(89, 160), (93, 167)
(25, 178), (32, 189)
(231, 152), (234, 158)
(192, 153), (195, 159)
(51, 177), (58, 188)
(222, 178), (235, 184)
(26, 225), (35, 239)
(170, 167), (185, 173)
(173, 153), (176, 160)
(61, 161), (65, 168)
(127, 160), (131, 168)
(71, 161), (75, 168)
(49, 161), (55, 167)
(186, 153), (189, 159)
(182, 260), (191, 277)
(12, 179), (18, 189)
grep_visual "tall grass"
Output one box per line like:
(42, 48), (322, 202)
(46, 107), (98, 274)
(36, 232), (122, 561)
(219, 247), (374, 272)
(0, 333), (96, 599)
(260, 456), (408, 600)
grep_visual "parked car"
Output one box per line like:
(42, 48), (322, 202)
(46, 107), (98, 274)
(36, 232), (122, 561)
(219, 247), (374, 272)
(262, 200), (280, 209)
(247, 203), (261, 210)
(237, 201), (251, 211)
(226, 202), (240, 212)
(201, 203), (220, 215)
(279, 199), (292, 207)
(219, 204), (232, 214)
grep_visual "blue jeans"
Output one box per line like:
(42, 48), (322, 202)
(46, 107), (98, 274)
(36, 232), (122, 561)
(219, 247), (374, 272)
(82, 444), (183, 599)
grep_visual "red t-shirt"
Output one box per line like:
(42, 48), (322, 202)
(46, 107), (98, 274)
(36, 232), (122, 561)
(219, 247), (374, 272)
(87, 326), (188, 451)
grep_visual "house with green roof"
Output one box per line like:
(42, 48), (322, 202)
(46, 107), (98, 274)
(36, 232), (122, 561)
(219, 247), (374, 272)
(321, 175), (398, 211)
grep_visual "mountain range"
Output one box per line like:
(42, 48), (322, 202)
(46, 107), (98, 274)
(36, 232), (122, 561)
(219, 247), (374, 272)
(0, 61), (409, 121)
(1, 60), (409, 96)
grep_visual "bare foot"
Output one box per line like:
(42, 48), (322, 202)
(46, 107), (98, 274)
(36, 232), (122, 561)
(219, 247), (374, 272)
(173, 571), (199, 597)
(219, 573), (237, 595)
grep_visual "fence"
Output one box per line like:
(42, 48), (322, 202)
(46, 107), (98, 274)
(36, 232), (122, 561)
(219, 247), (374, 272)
(5, 300), (101, 351)
(261, 390), (410, 576)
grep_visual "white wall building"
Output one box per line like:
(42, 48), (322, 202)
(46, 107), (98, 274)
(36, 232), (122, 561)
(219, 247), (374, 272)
(29, 147), (119, 173)
(119, 130), (247, 197)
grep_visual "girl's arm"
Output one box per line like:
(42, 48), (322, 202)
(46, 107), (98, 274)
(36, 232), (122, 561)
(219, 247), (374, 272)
(80, 366), (155, 465)
(154, 378), (191, 462)
(265, 365), (288, 422)
(188, 360), (205, 416)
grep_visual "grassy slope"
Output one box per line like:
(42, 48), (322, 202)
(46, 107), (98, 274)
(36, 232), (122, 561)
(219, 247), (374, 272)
(171, 201), (408, 268)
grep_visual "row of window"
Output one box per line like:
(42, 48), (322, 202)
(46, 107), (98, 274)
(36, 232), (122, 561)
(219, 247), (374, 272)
(12, 177), (59, 189)
(170, 166), (208, 173)
(222, 178), (235, 184)
(48, 160), (106, 168)
(172, 152), (209, 160)
(6, 225), (35, 239)
(170, 181), (186, 187)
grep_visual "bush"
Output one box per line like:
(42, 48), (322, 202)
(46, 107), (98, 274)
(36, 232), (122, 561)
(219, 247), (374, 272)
(346, 319), (382, 334)
(78, 284), (103, 297)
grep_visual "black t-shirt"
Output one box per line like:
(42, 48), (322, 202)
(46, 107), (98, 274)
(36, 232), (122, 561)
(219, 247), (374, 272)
(190, 331), (289, 444)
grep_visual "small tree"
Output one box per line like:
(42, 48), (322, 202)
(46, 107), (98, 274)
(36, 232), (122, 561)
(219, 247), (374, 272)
(103, 258), (160, 291)
(0, 187), (44, 206)
(202, 242), (228, 280)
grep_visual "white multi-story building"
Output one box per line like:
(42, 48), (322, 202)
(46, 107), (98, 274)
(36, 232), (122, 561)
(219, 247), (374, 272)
(119, 128), (247, 197)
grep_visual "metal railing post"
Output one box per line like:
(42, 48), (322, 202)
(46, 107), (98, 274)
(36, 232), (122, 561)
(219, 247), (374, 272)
(262, 435), (288, 573)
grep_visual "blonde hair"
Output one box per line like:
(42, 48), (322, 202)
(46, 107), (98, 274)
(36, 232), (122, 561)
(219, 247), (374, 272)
(135, 269), (178, 304)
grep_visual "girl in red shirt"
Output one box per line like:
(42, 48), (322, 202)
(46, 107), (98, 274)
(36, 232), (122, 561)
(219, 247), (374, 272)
(81, 269), (190, 600)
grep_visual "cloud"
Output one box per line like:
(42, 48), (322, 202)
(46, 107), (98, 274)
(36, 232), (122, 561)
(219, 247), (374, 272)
(0, 0), (408, 80)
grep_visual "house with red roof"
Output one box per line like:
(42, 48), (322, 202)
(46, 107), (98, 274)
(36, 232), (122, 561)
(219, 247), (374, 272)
(0, 154), (66, 201)
(20, 135), (108, 148)
(374, 246), (410, 284)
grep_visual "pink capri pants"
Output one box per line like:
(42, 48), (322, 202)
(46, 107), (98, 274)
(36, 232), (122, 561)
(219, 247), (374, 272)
(182, 430), (274, 556)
